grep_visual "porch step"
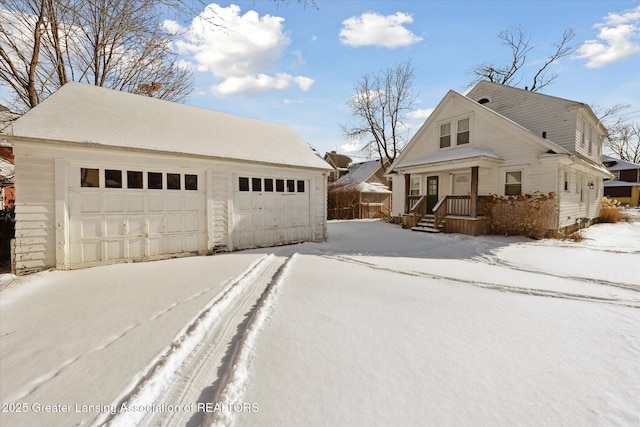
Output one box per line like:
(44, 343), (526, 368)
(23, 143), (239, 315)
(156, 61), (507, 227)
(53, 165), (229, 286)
(411, 217), (444, 233)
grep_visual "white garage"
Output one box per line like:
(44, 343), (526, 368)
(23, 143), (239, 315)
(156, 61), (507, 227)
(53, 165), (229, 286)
(8, 83), (331, 273)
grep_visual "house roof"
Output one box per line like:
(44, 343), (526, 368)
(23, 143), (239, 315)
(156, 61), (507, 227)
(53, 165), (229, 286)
(604, 179), (640, 188)
(393, 146), (503, 170)
(334, 158), (391, 193)
(602, 155), (640, 171)
(341, 159), (385, 183)
(324, 151), (352, 169)
(9, 83), (331, 170)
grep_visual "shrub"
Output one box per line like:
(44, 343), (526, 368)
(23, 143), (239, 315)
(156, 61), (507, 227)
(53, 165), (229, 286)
(598, 197), (628, 223)
(483, 192), (558, 239)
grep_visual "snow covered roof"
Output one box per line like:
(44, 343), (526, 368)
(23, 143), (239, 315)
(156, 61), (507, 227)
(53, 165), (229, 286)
(9, 83), (331, 170)
(394, 147), (503, 169)
(602, 155), (640, 171)
(340, 159), (384, 183)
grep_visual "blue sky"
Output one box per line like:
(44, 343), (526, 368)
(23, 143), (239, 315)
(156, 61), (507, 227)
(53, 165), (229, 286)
(166, 0), (640, 159)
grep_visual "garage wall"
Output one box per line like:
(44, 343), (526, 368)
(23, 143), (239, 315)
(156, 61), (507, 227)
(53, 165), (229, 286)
(13, 146), (56, 274)
(13, 141), (327, 273)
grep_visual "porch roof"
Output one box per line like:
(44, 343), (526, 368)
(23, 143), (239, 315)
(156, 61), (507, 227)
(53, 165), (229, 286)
(393, 147), (503, 172)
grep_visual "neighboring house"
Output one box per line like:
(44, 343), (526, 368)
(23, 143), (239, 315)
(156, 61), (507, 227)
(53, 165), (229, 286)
(324, 151), (352, 182)
(386, 80), (611, 235)
(602, 155), (640, 206)
(329, 158), (392, 219)
(6, 83), (331, 273)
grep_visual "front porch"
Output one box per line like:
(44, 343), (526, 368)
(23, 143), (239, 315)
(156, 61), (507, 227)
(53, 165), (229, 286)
(400, 166), (491, 236)
(402, 194), (491, 236)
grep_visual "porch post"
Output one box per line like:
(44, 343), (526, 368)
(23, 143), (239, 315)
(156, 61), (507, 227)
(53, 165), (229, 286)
(404, 173), (411, 214)
(470, 166), (479, 218)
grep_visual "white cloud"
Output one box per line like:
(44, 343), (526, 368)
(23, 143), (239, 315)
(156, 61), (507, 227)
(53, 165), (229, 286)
(340, 141), (366, 153)
(164, 3), (313, 95)
(407, 108), (434, 120)
(576, 5), (640, 68)
(340, 12), (422, 48)
(213, 73), (314, 95)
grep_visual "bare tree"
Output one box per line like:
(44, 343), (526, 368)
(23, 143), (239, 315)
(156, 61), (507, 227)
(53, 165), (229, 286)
(471, 26), (576, 92)
(591, 103), (640, 163)
(606, 122), (640, 164)
(0, 0), (196, 112)
(342, 61), (416, 170)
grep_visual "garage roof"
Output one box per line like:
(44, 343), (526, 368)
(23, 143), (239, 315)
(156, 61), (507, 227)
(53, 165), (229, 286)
(10, 83), (331, 170)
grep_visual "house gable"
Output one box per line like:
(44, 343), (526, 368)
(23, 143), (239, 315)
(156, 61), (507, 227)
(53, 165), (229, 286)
(389, 90), (566, 176)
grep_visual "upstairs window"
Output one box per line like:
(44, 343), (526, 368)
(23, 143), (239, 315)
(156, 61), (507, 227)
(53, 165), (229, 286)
(505, 171), (522, 196)
(457, 118), (470, 145)
(440, 123), (451, 148)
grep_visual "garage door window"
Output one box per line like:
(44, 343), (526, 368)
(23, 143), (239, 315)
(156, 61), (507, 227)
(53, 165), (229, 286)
(81, 168), (100, 187)
(127, 171), (143, 189)
(105, 169), (122, 188)
(276, 179), (285, 192)
(239, 177), (250, 191)
(297, 180), (305, 192)
(185, 174), (198, 190)
(167, 173), (181, 190)
(264, 178), (274, 192)
(148, 172), (163, 189)
(252, 178), (262, 192)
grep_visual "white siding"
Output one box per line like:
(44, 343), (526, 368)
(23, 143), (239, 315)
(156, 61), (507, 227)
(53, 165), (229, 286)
(13, 149), (56, 274)
(391, 174), (405, 216)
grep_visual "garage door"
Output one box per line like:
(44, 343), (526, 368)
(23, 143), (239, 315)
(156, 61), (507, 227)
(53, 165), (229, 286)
(68, 167), (206, 268)
(233, 176), (310, 250)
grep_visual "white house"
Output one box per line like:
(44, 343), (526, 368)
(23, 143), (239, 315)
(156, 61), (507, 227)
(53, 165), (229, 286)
(387, 81), (612, 235)
(6, 83), (331, 273)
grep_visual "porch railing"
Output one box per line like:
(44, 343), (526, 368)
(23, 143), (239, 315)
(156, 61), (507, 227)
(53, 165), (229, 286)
(431, 195), (490, 228)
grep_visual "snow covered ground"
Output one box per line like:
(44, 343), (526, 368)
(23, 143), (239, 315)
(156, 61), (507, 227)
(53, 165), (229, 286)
(1, 214), (639, 426)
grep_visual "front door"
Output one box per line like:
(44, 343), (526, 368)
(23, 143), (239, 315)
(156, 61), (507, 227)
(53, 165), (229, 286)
(426, 176), (439, 213)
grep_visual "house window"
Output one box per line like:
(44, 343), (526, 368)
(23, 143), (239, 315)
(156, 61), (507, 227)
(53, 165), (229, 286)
(276, 179), (285, 192)
(297, 180), (305, 192)
(148, 172), (163, 189)
(505, 171), (522, 196)
(185, 174), (198, 191)
(440, 123), (451, 148)
(81, 168), (99, 187)
(127, 171), (143, 189)
(252, 177), (262, 192)
(457, 118), (470, 145)
(264, 178), (274, 192)
(563, 171), (569, 192)
(409, 177), (420, 196)
(239, 177), (250, 192)
(613, 170), (620, 180)
(105, 169), (122, 188)
(580, 119), (586, 146)
(587, 127), (593, 155)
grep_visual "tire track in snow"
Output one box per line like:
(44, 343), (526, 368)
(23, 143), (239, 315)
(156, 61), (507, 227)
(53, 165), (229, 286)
(325, 255), (640, 309)
(98, 254), (289, 427)
(478, 255), (640, 293)
(204, 254), (293, 427)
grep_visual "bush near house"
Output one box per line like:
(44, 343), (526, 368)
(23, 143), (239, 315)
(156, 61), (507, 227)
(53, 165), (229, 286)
(483, 192), (559, 239)
(599, 197), (628, 223)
